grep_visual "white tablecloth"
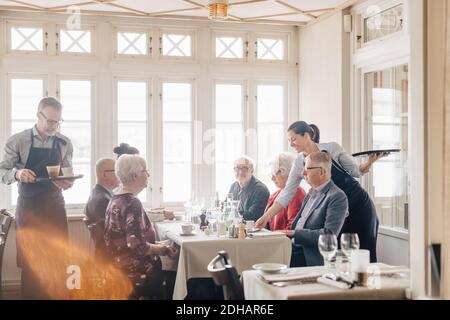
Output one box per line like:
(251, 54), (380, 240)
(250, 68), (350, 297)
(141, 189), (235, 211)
(242, 264), (410, 300)
(155, 221), (292, 300)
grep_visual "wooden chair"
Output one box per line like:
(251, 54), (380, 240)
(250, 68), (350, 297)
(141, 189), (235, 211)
(207, 250), (244, 300)
(0, 210), (14, 298)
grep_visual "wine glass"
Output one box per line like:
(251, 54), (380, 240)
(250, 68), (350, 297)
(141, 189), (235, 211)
(318, 234), (338, 271)
(340, 233), (360, 259)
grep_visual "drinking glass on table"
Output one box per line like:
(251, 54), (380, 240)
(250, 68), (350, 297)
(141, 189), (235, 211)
(341, 233), (360, 260)
(318, 234), (338, 272)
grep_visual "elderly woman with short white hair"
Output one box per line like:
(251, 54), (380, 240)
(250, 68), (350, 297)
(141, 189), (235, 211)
(264, 152), (306, 230)
(104, 154), (177, 299)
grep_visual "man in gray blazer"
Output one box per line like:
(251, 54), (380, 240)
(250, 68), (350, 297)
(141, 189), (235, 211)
(283, 151), (348, 267)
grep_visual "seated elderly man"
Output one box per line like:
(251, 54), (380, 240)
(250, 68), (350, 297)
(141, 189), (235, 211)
(84, 158), (119, 260)
(265, 152), (306, 230)
(283, 152), (348, 267)
(228, 155), (270, 222)
(104, 154), (178, 299)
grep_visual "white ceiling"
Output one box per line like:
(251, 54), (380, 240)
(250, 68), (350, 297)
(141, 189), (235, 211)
(0, 0), (356, 26)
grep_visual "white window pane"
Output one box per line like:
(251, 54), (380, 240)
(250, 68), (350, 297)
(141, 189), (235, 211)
(162, 83), (191, 121)
(60, 123), (91, 162)
(11, 27), (43, 51)
(163, 123), (191, 162)
(215, 84), (242, 122)
(59, 80), (92, 205)
(60, 30), (91, 53)
(216, 37), (243, 59)
(162, 34), (191, 57)
(117, 32), (147, 55)
(216, 162), (235, 200)
(257, 85), (284, 123)
(118, 124), (147, 160)
(11, 79), (43, 120)
(163, 163), (190, 203)
(62, 163), (91, 204)
(162, 82), (192, 203)
(215, 124), (242, 162)
(257, 38), (284, 60)
(257, 124), (284, 192)
(9, 78), (44, 204)
(117, 82), (147, 121)
(60, 80), (91, 120)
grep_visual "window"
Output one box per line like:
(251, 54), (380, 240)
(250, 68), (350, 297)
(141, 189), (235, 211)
(256, 84), (285, 192)
(117, 31), (147, 55)
(215, 36), (244, 59)
(58, 29), (92, 54)
(256, 38), (284, 61)
(10, 26), (44, 52)
(364, 64), (408, 230)
(363, 4), (403, 43)
(161, 33), (192, 57)
(117, 80), (148, 202)
(214, 83), (244, 199)
(58, 80), (92, 205)
(162, 82), (192, 203)
(10, 78), (45, 205)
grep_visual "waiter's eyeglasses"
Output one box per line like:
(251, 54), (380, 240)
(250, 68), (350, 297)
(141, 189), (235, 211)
(39, 111), (64, 126)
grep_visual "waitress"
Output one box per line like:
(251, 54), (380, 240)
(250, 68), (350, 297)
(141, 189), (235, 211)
(0, 97), (74, 299)
(256, 121), (385, 262)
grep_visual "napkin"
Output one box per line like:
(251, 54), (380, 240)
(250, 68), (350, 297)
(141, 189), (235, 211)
(317, 276), (354, 289)
(248, 231), (286, 239)
(261, 272), (322, 283)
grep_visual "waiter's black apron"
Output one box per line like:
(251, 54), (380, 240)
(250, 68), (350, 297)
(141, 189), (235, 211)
(15, 131), (68, 268)
(328, 158), (379, 262)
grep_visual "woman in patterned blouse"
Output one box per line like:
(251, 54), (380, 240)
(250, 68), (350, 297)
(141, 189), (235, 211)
(104, 154), (177, 299)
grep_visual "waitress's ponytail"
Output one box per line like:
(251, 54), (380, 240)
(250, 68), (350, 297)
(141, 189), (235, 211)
(309, 124), (320, 143)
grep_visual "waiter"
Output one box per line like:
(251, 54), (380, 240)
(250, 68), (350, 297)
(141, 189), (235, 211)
(0, 97), (74, 299)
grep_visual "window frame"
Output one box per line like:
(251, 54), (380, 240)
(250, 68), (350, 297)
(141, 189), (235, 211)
(158, 28), (196, 61)
(113, 26), (152, 59)
(254, 33), (288, 64)
(56, 24), (95, 57)
(157, 77), (196, 207)
(212, 30), (248, 63)
(55, 75), (96, 209)
(7, 20), (47, 55)
(212, 79), (247, 197)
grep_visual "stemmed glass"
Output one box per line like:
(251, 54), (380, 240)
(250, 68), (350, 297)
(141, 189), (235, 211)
(341, 233), (360, 259)
(318, 234), (338, 272)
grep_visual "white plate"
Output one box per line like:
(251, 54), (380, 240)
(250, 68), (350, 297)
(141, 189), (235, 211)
(252, 263), (288, 274)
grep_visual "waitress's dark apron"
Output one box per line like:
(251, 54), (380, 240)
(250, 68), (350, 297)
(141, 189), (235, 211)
(328, 158), (379, 262)
(15, 130), (68, 298)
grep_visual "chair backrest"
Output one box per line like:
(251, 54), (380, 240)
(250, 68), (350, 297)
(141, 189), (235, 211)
(207, 250), (244, 300)
(0, 210), (14, 293)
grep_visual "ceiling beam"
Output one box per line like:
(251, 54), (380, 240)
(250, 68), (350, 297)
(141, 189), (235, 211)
(149, 7), (202, 16)
(7, 0), (45, 10)
(243, 11), (301, 20)
(306, 0), (360, 27)
(180, 0), (205, 8)
(47, 1), (97, 11)
(229, 0), (267, 7)
(274, 0), (316, 19)
(103, 2), (148, 15)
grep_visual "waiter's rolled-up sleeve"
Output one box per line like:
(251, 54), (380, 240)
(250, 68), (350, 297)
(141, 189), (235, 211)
(0, 136), (19, 185)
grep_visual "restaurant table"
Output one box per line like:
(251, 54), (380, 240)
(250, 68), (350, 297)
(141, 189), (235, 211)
(154, 221), (292, 300)
(242, 263), (410, 300)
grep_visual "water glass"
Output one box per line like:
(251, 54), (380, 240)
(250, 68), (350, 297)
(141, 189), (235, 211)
(318, 234), (338, 271)
(341, 233), (360, 260)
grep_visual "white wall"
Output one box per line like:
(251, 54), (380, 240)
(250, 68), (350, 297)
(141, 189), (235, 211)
(298, 12), (350, 147)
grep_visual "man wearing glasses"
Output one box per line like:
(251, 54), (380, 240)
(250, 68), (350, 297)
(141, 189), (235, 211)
(228, 155), (270, 222)
(84, 158), (119, 261)
(282, 152), (348, 267)
(0, 97), (74, 298)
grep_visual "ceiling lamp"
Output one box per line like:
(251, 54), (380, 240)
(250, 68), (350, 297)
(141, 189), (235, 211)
(208, 0), (229, 20)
